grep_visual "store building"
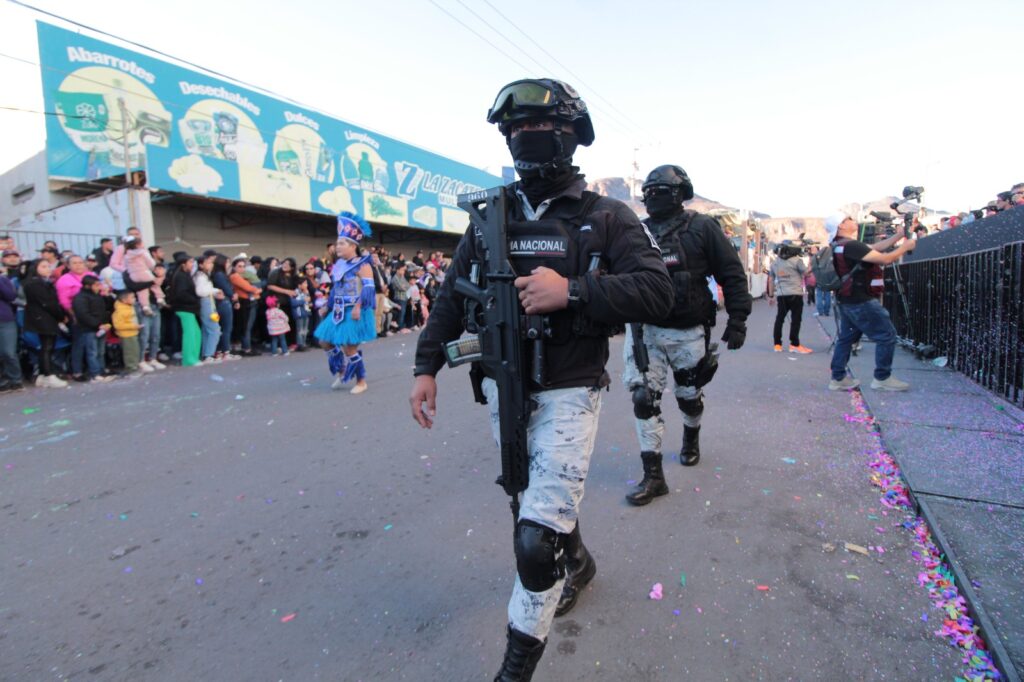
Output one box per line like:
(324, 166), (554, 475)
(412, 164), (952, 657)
(1, 22), (500, 261)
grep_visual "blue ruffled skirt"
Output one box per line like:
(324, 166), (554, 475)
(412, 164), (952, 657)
(314, 311), (376, 346)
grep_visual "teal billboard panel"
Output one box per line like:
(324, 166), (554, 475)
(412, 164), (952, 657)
(36, 22), (500, 232)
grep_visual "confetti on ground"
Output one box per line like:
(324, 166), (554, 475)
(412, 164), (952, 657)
(235, 394), (245, 400)
(190, 512), (199, 518)
(679, 573), (686, 587)
(781, 457), (797, 464)
(195, 578), (204, 585)
(22, 408), (38, 415)
(846, 574), (860, 581)
(384, 524), (393, 531)
(756, 585), (770, 591)
(844, 542), (870, 556)
(280, 613), (296, 623)
(209, 374), (224, 382)
(649, 583), (663, 600)
(847, 391), (1002, 681)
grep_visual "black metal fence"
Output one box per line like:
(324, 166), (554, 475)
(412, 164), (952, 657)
(885, 241), (1024, 407)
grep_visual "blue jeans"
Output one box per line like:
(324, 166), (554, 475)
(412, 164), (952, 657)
(269, 334), (288, 354)
(138, 304), (161, 360)
(816, 287), (832, 317)
(293, 310), (309, 347)
(830, 299), (896, 381)
(216, 299), (233, 353)
(240, 299), (257, 351)
(199, 297), (222, 359)
(0, 320), (22, 383)
(71, 325), (102, 378)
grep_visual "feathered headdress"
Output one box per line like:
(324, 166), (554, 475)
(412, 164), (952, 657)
(337, 212), (372, 243)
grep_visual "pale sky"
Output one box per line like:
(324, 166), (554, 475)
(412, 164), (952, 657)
(1, 0), (1020, 217)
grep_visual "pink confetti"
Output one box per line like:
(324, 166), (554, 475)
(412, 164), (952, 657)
(280, 613), (296, 623)
(649, 583), (663, 600)
(756, 585), (770, 591)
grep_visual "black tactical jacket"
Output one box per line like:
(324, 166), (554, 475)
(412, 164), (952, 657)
(644, 208), (751, 329)
(415, 180), (673, 390)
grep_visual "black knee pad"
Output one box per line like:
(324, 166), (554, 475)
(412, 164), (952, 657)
(676, 395), (704, 418)
(631, 385), (661, 420)
(514, 520), (566, 592)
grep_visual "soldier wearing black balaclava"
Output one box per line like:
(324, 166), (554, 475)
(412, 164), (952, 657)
(622, 165), (751, 506)
(410, 79), (673, 681)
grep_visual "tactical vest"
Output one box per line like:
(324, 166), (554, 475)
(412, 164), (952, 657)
(643, 210), (714, 329)
(468, 189), (618, 343)
(833, 238), (884, 298)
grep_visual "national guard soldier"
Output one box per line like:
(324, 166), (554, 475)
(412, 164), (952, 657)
(623, 165), (751, 506)
(409, 79), (673, 681)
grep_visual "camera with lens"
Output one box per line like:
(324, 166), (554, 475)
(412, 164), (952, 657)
(772, 232), (818, 259)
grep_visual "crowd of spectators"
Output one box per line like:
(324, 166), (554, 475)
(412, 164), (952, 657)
(935, 182), (1023, 231)
(0, 231), (448, 392)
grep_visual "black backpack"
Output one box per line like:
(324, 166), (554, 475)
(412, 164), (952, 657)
(811, 243), (860, 292)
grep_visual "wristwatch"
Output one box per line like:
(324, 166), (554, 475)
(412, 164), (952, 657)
(567, 277), (582, 308)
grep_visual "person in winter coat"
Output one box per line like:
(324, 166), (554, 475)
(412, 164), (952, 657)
(0, 268), (23, 390)
(22, 259), (69, 388)
(70, 274), (113, 383)
(167, 254), (201, 367)
(122, 234), (165, 315)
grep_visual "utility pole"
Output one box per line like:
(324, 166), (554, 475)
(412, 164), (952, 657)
(118, 96), (137, 229)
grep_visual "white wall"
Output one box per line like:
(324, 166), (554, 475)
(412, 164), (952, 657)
(0, 151), (69, 227)
(4, 187), (153, 258)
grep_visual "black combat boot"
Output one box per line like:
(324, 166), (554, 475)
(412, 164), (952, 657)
(680, 426), (700, 466)
(494, 625), (546, 682)
(555, 523), (596, 617)
(625, 451), (670, 506)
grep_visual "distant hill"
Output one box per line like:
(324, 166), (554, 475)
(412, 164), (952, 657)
(586, 177), (770, 220)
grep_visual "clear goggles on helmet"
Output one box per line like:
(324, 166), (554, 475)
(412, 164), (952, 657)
(488, 81), (562, 122)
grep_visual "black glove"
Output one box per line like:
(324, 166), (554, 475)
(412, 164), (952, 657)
(721, 318), (746, 350)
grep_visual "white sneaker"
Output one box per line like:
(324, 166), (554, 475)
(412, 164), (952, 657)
(127, 371), (145, 379)
(138, 361), (156, 373)
(828, 376), (860, 391)
(350, 382), (368, 395)
(223, 354), (242, 361)
(35, 375), (48, 388)
(172, 352), (182, 361)
(157, 352), (170, 362)
(89, 375), (114, 384)
(149, 359), (167, 370)
(201, 357), (220, 365)
(331, 375), (344, 391)
(870, 376), (910, 391)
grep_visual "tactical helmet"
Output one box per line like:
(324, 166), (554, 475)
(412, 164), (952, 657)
(641, 165), (694, 201)
(487, 78), (595, 146)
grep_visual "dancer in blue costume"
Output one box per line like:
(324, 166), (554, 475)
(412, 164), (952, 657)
(315, 212), (376, 394)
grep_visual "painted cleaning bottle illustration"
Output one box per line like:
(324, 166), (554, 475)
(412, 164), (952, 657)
(358, 151), (374, 190)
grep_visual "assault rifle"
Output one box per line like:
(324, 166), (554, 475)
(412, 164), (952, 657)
(629, 323), (656, 416)
(442, 186), (538, 521)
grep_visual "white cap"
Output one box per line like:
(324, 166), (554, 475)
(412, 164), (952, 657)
(824, 213), (848, 242)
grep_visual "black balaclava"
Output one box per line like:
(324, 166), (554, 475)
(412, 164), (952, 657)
(643, 192), (681, 219)
(509, 127), (581, 204)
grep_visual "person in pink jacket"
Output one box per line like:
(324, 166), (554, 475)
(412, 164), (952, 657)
(121, 234), (166, 315)
(55, 254), (90, 313)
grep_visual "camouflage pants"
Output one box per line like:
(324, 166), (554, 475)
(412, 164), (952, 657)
(621, 324), (706, 453)
(481, 377), (602, 640)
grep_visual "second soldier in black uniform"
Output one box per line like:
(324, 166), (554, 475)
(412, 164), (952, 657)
(410, 80), (673, 681)
(623, 165), (752, 505)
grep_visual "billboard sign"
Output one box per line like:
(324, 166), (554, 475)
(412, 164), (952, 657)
(36, 22), (500, 232)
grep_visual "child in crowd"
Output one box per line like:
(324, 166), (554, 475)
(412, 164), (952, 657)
(123, 235), (165, 315)
(265, 296), (290, 356)
(292, 279), (311, 350)
(70, 275), (113, 383)
(112, 290), (146, 375)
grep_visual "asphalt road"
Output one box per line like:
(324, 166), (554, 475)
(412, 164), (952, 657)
(0, 301), (965, 681)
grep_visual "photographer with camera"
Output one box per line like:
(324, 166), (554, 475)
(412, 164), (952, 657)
(825, 213), (917, 392)
(768, 242), (813, 354)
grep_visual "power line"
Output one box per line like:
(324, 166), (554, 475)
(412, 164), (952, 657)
(479, 0), (650, 137)
(0, 105), (91, 118)
(425, 0), (635, 138)
(425, 0), (534, 74)
(450, 0), (636, 137)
